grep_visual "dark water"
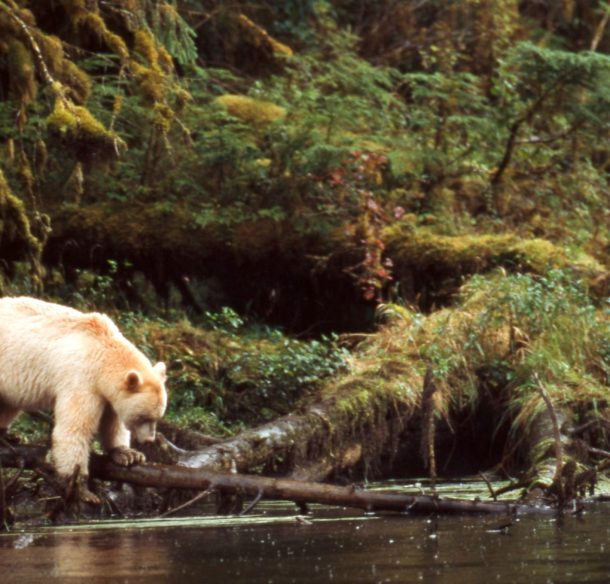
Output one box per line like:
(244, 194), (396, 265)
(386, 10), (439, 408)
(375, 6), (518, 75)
(1, 494), (609, 583)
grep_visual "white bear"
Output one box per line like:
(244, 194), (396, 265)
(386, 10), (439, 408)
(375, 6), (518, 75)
(0, 296), (167, 503)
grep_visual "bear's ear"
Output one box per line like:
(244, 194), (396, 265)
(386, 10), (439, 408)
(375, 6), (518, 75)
(153, 361), (167, 382)
(125, 370), (143, 392)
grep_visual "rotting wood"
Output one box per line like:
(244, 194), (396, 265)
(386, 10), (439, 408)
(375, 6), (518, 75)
(288, 443), (363, 483)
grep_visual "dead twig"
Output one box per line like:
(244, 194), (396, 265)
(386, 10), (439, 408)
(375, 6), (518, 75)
(588, 447), (610, 459)
(159, 488), (213, 518)
(479, 472), (497, 501)
(240, 488), (264, 516)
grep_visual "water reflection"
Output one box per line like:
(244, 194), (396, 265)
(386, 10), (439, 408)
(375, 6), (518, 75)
(1, 504), (609, 583)
(0, 528), (169, 583)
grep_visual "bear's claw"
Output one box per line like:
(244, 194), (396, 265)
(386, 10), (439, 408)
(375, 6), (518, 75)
(78, 484), (102, 505)
(67, 476), (102, 505)
(110, 446), (146, 467)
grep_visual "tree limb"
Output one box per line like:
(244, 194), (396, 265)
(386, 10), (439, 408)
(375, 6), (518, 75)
(0, 445), (540, 516)
(591, 5), (610, 52)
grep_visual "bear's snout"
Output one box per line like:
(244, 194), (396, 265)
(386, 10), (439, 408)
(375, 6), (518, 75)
(133, 422), (157, 444)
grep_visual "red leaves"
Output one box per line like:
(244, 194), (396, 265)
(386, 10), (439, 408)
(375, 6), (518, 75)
(324, 150), (396, 303)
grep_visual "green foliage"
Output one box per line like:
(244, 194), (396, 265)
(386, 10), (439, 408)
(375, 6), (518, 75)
(117, 309), (350, 429)
(400, 70), (495, 174)
(147, 2), (198, 66)
(414, 269), (609, 448)
(203, 306), (245, 332)
(8, 412), (50, 445)
(230, 331), (349, 410)
(1, 0), (609, 438)
(494, 42), (610, 152)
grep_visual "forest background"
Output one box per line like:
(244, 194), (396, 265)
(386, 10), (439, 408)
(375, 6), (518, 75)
(0, 0), (609, 486)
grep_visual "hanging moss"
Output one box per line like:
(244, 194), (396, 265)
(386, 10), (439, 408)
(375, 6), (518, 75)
(153, 102), (174, 132)
(157, 45), (174, 72)
(59, 59), (91, 103)
(0, 169), (42, 290)
(0, 170), (39, 250)
(238, 14), (293, 58)
(134, 29), (160, 68)
(6, 39), (37, 104)
(131, 61), (165, 104)
(33, 30), (64, 74)
(67, 1), (129, 60)
(47, 97), (124, 160)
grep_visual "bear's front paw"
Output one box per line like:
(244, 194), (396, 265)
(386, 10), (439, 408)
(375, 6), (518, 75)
(110, 446), (146, 467)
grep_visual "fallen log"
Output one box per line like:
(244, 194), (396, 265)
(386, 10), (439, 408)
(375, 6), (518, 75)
(177, 370), (418, 475)
(1, 445), (545, 516)
(94, 458), (527, 516)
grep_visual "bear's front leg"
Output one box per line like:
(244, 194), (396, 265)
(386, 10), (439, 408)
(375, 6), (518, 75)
(52, 395), (103, 504)
(109, 445), (146, 466)
(100, 404), (146, 467)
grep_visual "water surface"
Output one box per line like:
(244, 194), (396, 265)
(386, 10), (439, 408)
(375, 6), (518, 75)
(1, 482), (609, 583)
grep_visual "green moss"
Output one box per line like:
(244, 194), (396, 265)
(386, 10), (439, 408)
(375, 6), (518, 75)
(238, 14), (293, 58)
(215, 94), (286, 126)
(385, 225), (604, 286)
(0, 169), (41, 253)
(73, 8), (129, 60)
(60, 59), (92, 103)
(6, 39), (37, 103)
(47, 98), (124, 159)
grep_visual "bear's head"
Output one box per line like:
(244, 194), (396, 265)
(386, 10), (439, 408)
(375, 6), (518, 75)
(115, 361), (168, 443)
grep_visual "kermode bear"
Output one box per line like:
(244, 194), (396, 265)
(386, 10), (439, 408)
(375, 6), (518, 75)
(0, 297), (167, 503)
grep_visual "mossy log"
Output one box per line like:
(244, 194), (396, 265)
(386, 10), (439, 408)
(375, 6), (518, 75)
(384, 224), (606, 309)
(44, 202), (365, 331)
(177, 372), (418, 477)
(45, 203), (607, 331)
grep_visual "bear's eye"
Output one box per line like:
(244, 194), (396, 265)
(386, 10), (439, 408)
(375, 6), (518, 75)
(135, 415), (154, 425)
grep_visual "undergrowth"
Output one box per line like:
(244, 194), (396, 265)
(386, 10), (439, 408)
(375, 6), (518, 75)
(360, 268), (609, 470)
(116, 307), (350, 434)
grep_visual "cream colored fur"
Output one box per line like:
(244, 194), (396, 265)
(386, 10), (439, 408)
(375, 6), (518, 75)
(0, 297), (167, 482)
